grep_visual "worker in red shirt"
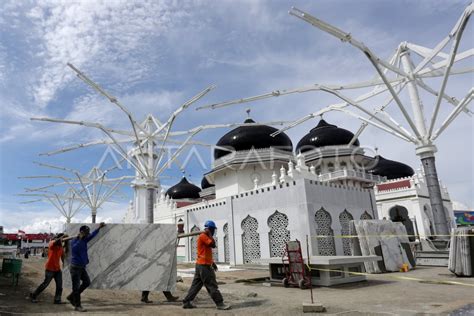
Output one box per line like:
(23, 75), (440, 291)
(182, 220), (231, 310)
(30, 233), (71, 304)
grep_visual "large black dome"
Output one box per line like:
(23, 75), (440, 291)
(214, 118), (293, 159)
(369, 155), (414, 180)
(296, 119), (360, 153)
(201, 176), (214, 189)
(166, 177), (201, 199)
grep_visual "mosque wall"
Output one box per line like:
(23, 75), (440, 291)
(184, 178), (378, 265)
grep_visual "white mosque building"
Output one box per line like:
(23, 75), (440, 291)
(123, 117), (455, 265)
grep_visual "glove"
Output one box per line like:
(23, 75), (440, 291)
(212, 262), (218, 271)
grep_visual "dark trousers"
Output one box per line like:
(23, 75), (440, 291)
(69, 265), (91, 307)
(32, 270), (63, 302)
(183, 264), (223, 305)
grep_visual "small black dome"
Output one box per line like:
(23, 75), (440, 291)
(296, 119), (360, 153)
(369, 155), (414, 180)
(166, 177), (201, 199)
(201, 176), (214, 189)
(214, 118), (293, 159)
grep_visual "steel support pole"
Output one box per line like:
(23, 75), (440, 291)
(417, 146), (450, 237)
(91, 208), (97, 223)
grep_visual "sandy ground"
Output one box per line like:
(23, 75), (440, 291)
(0, 256), (473, 315)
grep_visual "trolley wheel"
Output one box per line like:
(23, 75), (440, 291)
(298, 279), (307, 290)
(282, 278), (289, 288)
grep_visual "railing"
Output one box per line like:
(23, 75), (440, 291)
(318, 169), (386, 183)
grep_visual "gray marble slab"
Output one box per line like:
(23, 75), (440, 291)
(63, 223), (177, 291)
(351, 220), (414, 273)
(449, 227), (473, 277)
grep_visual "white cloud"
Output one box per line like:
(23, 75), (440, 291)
(1, 200), (127, 233)
(19, 0), (193, 108)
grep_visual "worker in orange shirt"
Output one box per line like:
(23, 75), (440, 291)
(30, 233), (71, 304)
(182, 220), (231, 310)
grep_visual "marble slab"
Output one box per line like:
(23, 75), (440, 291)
(448, 227), (473, 277)
(63, 223), (177, 291)
(350, 220), (415, 273)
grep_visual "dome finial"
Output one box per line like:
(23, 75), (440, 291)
(246, 108), (251, 118)
(375, 146), (379, 155)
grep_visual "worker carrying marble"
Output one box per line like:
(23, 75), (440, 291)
(182, 220), (231, 310)
(29, 233), (74, 304)
(66, 222), (106, 312)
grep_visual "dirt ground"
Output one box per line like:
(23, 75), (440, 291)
(0, 256), (473, 315)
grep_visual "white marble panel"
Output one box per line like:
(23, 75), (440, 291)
(449, 227), (473, 277)
(351, 220), (414, 273)
(63, 223), (177, 291)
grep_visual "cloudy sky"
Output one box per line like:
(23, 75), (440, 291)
(0, 0), (472, 233)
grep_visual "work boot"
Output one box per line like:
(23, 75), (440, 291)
(163, 291), (179, 302)
(29, 293), (38, 303)
(141, 291), (153, 303)
(141, 298), (153, 303)
(182, 301), (196, 309)
(216, 302), (231, 310)
(74, 305), (87, 312)
(66, 293), (75, 307)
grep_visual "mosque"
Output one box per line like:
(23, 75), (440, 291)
(123, 117), (455, 264)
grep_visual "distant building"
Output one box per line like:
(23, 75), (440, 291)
(2, 233), (52, 252)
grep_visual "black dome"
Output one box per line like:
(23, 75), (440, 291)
(369, 155), (414, 180)
(201, 176), (214, 189)
(214, 118), (293, 159)
(166, 177), (201, 199)
(296, 119), (360, 153)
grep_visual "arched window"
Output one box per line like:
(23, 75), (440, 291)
(314, 207), (336, 256)
(339, 210), (354, 255)
(212, 236), (219, 262)
(241, 215), (261, 264)
(268, 211), (290, 257)
(315, 166), (322, 175)
(340, 161), (347, 169)
(190, 225), (200, 261)
(389, 205), (416, 241)
(327, 162), (335, 172)
(223, 223), (230, 263)
(360, 211), (373, 220)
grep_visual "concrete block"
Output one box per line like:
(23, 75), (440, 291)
(302, 302), (326, 313)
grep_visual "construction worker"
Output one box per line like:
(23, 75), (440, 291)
(66, 223), (106, 312)
(182, 220), (231, 310)
(30, 233), (71, 304)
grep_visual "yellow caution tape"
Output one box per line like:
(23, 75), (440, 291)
(310, 234), (474, 239)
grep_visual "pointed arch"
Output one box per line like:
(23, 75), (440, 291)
(223, 223), (230, 263)
(314, 207), (336, 256)
(360, 211), (373, 220)
(241, 215), (261, 264)
(339, 209), (354, 255)
(268, 211), (290, 258)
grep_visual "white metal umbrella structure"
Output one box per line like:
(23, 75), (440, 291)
(21, 162), (132, 223)
(197, 4), (473, 236)
(31, 64), (292, 224)
(19, 188), (85, 224)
